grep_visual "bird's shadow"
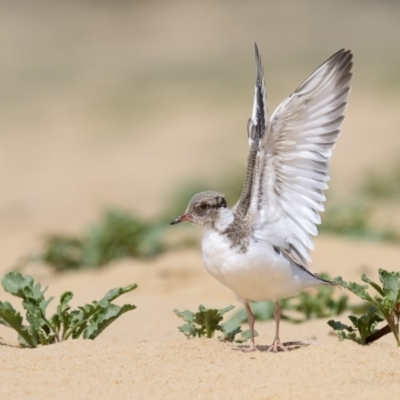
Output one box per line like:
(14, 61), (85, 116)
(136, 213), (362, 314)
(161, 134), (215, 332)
(234, 341), (311, 353)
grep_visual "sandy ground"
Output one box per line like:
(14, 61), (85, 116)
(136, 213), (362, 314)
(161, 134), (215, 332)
(0, 340), (399, 400)
(1, 1), (400, 399)
(1, 238), (400, 399)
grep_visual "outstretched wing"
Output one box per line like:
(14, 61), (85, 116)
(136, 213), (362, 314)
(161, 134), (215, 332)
(234, 43), (267, 216)
(251, 49), (353, 267)
(248, 43), (268, 146)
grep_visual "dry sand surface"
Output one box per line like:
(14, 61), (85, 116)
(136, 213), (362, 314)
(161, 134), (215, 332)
(1, 1), (400, 399)
(0, 340), (399, 400)
(1, 238), (400, 399)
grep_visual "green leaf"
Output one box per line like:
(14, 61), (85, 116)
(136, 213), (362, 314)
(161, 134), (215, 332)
(226, 301), (275, 326)
(175, 305), (236, 339)
(237, 329), (258, 343)
(82, 303), (136, 340)
(58, 291), (73, 313)
(194, 307), (223, 338)
(329, 269), (400, 345)
(220, 323), (242, 342)
(327, 320), (352, 332)
(250, 302), (275, 321)
(0, 301), (37, 348)
(0, 271), (138, 346)
(177, 323), (197, 338)
(335, 276), (374, 304)
(98, 283), (138, 305)
(83, 210), (164, 266)
(1, 272), (34, 297)
(221, 307), (245, 340)
(349, 308), (384, 344)
(70, 284), (138, 340)
(42, 236), (85, 272)
(338, 330), (359, 343)
(52, 291), (74, 339)
(173, 309), (195, 324)
(379, 269), (400, 300)
(224, 277), (349, 324)
(361, 274), (384, 296)
(226, 308), (248, 325)
(217, 305), (235, 316)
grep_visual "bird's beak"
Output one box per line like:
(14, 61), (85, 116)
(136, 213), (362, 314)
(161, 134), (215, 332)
(170, 213), (190, 225)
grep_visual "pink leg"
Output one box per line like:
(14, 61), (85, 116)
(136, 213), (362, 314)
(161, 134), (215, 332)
(267, 302), (289, 352)
(243, 301), (257, 352)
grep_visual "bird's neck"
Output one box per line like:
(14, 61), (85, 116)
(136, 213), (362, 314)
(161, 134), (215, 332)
(213, 207), (235, 232)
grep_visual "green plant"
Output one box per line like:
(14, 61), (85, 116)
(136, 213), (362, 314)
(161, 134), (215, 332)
(173, 304), (257, 343)
(320, 199), (370, 236)
(328, 308), (384, 345)
(362, 166), (400, 199)
(280, 280), (349, 322)
(328, 269), (400, 346)
(227, 275), (349, 325)
(19, 209), (166, 272)
(228, 301), (275, 325)
(0, 271), (137, 348)
(319, 199), (400, 243)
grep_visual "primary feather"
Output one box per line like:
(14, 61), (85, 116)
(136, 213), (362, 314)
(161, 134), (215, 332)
(243, 46), (353, 267)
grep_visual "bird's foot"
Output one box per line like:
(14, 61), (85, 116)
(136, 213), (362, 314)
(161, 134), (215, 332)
(241, 343), (257, 352)
(266, 339), (289, 353)
(266, 339), (310, 352)
(233, 342), (257, 352)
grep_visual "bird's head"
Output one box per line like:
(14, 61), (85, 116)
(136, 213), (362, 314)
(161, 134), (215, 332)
(170, 191), (227, 228)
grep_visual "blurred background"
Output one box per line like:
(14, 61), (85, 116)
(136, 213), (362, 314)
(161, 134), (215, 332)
(1, 0), (400, 268)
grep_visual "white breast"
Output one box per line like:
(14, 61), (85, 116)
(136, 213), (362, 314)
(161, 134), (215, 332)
(201, 229), (322, 301)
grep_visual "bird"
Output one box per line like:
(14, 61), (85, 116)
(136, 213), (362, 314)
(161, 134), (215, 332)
(170, 44), (353, 352)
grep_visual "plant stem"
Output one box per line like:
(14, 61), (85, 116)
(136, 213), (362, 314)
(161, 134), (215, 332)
(39, 309), (59, 339)
(205, 312), (212, 338)
(392, 322), (400, 347)
(63, 320), (87, 341)
(365, 324), (392, 344)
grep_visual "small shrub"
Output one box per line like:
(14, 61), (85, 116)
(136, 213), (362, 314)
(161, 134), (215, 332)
(21, 209), (166, 272)
(320, 200), (400, 243)
(328, 269), (400, 346)
(362, 166), (400, 199)
(227, 274), (349, 325)
(0, 271), (137, 348)
(173, 304), (257, 343)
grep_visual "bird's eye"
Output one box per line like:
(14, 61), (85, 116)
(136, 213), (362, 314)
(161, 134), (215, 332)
(198, 203), (209, 211)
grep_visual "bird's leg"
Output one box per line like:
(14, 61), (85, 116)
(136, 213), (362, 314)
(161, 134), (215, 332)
(267, 301), (289, 352)
(243, 301), (257, 352)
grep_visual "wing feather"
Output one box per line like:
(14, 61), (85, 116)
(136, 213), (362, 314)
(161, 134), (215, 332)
(251, 48), (353, 267)
(234, 43), (267, 216)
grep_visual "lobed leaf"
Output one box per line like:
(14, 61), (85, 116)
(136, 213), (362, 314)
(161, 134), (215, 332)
(173, 309), (195, 324)
(361, 274), (384, 296)
(0, 301), (37, 348)
(0, 272), (138, 347)
(237, 329), (259, 343)
(177, 323), (197, 338)
(329, 269), (400, 346)
(83, 303), (136, 340)
(175, 304), (255, 343)
(2, 272), (34, 297)
(99, 283), (138, 305)
(217, 305), (235, 316)
(327, 320), (352, 332)
(379, 269), (400, 301)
